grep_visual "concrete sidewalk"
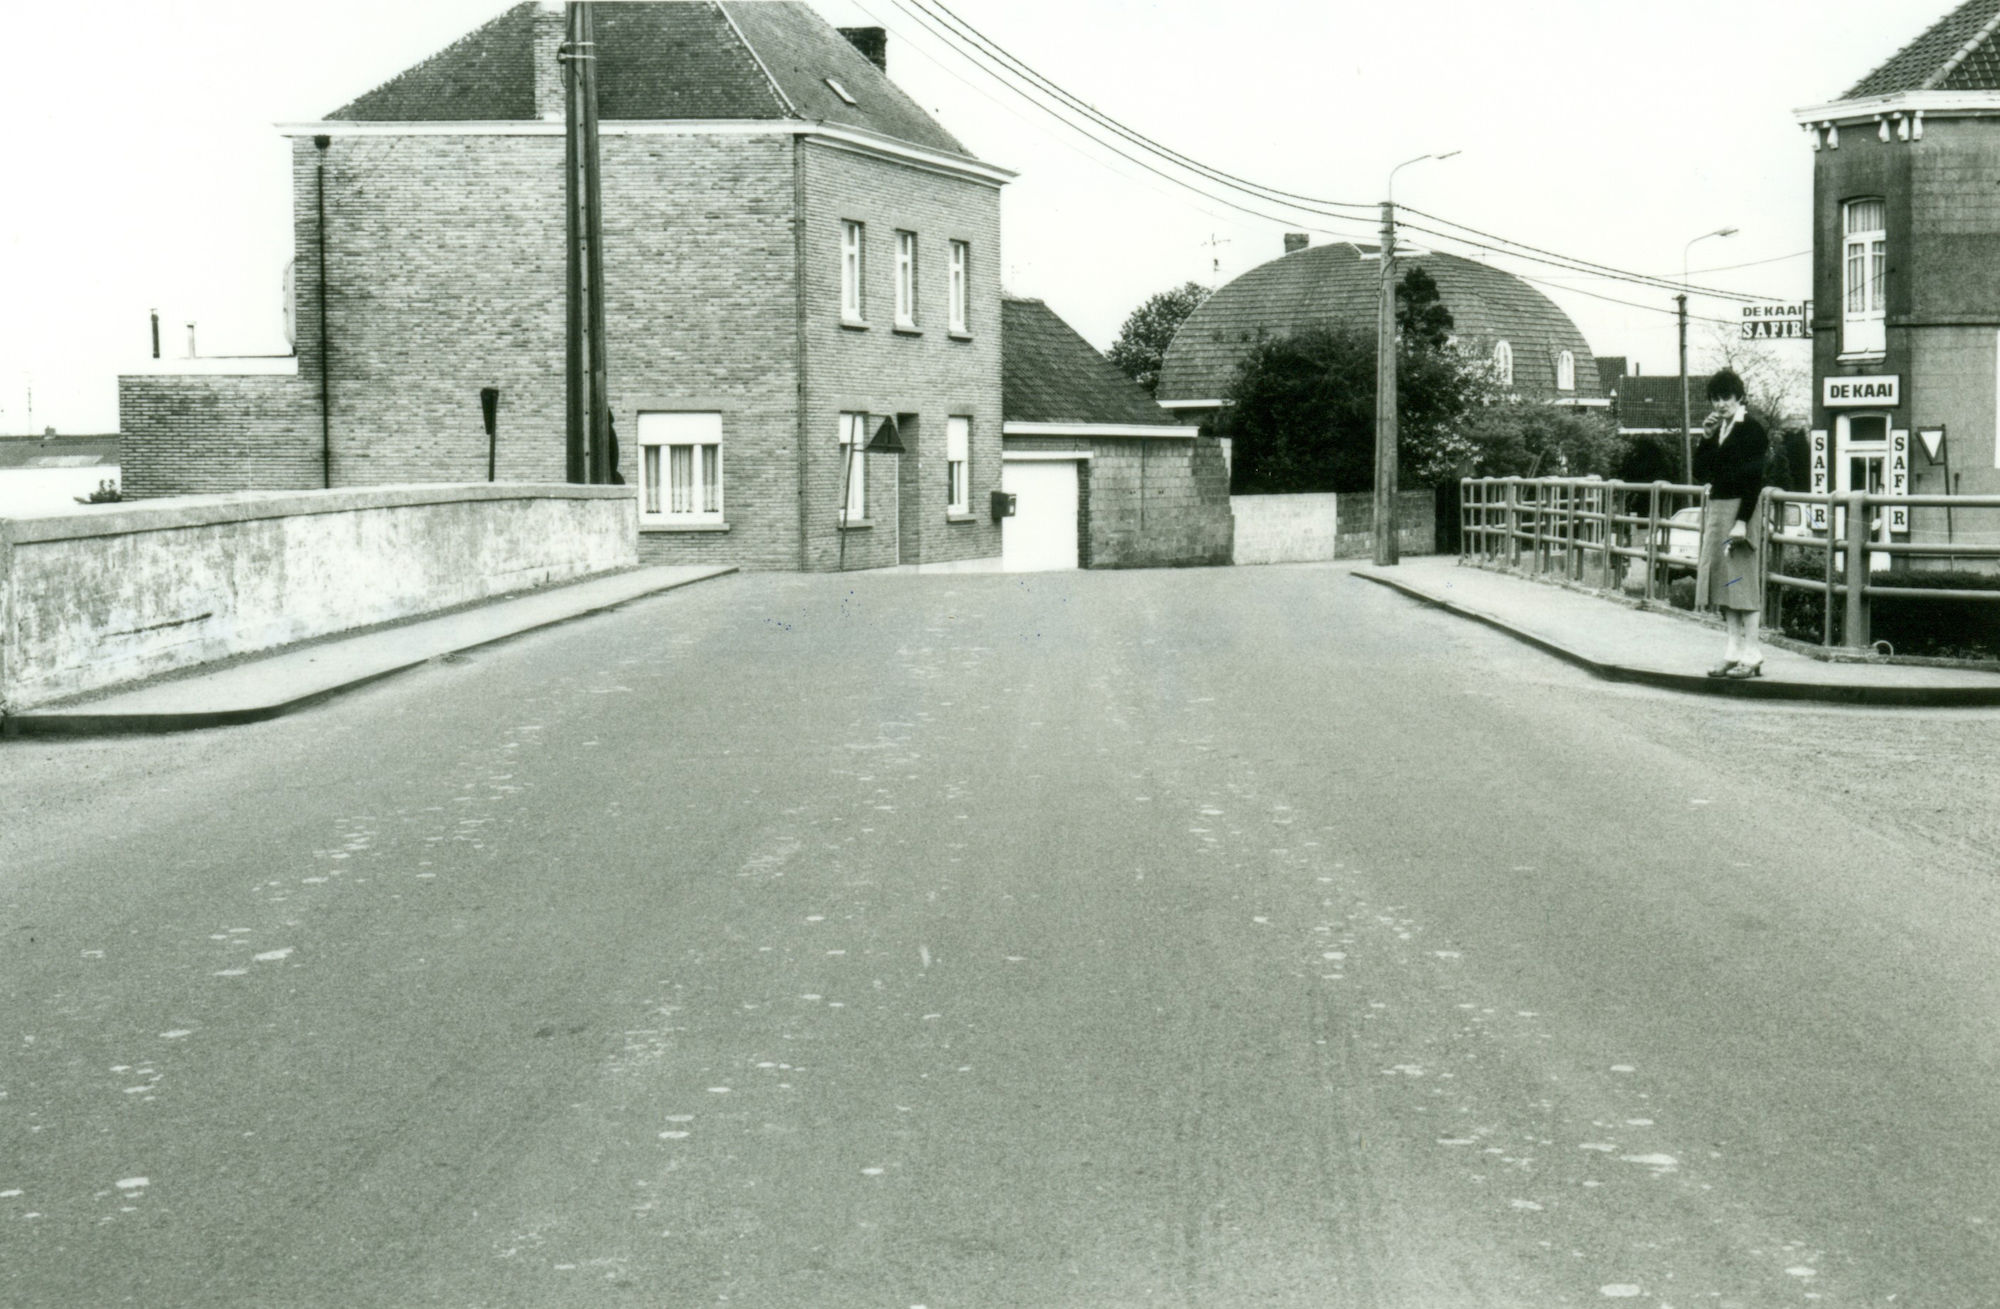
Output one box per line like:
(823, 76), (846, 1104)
(1356, 556), (2000, 706)
(2, 565), (737, 736)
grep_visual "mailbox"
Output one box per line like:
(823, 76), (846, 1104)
(990, 490), (1017, 522)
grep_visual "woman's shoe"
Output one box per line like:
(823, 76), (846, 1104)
(1707, 660), (1737, 678)
(1724, 659), (1763, 679)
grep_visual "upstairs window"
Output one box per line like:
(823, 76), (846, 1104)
(948, 240), (970, 333)
(895, 231), (918, 329)
(1493, 339), (1514, 387)
(946, 416), (971, 514)
(841, 221), (865, 323)
(1556, 350), (1576, 392)
(839, 411), (869, 523)
(1843, 198), (1887, 356)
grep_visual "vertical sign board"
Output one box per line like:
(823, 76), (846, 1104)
(1889, 430), (1909, 533)
(1808, 429), (1829, 531)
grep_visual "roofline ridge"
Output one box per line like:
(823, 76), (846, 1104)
(1926, 2), (2000, 88)
(714, 0), (800, 121)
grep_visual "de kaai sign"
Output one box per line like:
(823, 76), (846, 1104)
(1741, 302), (1812, 339)
(1823, 374), (1901, 407)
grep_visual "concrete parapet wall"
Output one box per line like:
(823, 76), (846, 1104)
(0, 483), (636, 710)
(1231, 490), (1435, 564)
(1231, 493), (1341, 564)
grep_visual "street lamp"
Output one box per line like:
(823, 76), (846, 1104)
(1679, 225), (1738, 481)
(1375, 150), (1461, 567)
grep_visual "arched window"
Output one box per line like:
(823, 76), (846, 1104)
(1556, 349), (1575, 391)
(1493, 339), (1514, 387)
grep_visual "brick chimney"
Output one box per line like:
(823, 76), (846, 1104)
(840, 26), (888, 72)
(1283, 233), (1310, 254)
(534, 3), (566, 120)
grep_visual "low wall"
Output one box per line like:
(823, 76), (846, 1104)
(0, 483), (637, 711)
(1231, 491), (1435, 564)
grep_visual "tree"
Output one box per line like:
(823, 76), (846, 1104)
(1459, 400), (1625, 479)
(1395, 266), (1454, 352)
(1108, 281), (1211, 394)
(1222, 325), (1493, 494)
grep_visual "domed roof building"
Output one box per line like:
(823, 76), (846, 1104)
(1155, 238), (1606, 421)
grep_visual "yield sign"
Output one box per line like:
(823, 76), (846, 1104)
(1918, 427), (1946, 462)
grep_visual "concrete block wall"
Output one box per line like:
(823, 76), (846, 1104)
(0, 483), (636, 712)
(799, 141), (1003, 571)
(119, 372), (319, 497)
(1085, 435), (1233, 569)
(1333, 489), (1436, 559)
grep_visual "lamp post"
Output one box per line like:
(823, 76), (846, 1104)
(1679, 226), (1738, 481)
(1374, 150), (1460, 566)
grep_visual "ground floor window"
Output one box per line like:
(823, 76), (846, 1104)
(637, 411), (723, 523)
(839, 412), (870, 522)
(946, 416), (970, 514)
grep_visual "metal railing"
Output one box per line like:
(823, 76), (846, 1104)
(1460, 477), (1707, 603)
(1461, 477), (2000, 653)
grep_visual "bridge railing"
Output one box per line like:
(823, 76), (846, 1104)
(1460, 477), (2000, 652)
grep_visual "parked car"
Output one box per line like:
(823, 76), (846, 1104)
(1655, 506), (1702, 573)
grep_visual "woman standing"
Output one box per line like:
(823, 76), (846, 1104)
(1691, 369), (1769, 678)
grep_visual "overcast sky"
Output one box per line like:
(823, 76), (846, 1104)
(0, 0), (1929, 432)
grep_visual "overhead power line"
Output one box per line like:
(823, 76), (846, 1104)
(1399, 206), (1765, 304)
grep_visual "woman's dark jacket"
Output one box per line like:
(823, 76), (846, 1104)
(1692, 415), (1768, 524)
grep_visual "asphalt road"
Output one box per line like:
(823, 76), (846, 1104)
(2, 564), (1996, 1307)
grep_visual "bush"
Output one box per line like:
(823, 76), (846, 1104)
(1667, 576), (1696, 611)
(1769, 550), (2000, 658)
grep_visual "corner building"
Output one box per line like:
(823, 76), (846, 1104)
(119, 2), (1010, 572)
(1795, 0), (2000, 550)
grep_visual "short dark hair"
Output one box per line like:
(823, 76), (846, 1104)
(1706, 368), (1746, 402)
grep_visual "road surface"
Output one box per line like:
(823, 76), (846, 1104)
(2, 564), (1995, 1306)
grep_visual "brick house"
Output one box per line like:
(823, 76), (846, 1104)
(1793, 0), (2000, 549)
(119, 1), (1012, 572)
(999, 297), (1232, 569)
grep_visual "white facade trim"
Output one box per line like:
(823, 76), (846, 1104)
(123, 356), (299, 377)
(1002, 421), (1191, 439)
(1793, 90), (2000, 126)
(1156, 398), (1227, 411)
(279, 119), (1017, 187)
(1002, 450), (1092, 462)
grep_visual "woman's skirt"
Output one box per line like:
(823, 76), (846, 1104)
(1696, 497), (1764, 613)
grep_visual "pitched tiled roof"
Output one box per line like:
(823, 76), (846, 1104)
(1613, 374), (1713, 432)
(329, 2), (967, 156)
(1002, 298), (1175, 427)
(1155, 242), (1602, 405)
(331, 3), (542, 121)
(1845, 0), (2000, 98)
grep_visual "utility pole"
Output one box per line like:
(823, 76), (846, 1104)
(1373, 199), (1399, 566)
(1680, 226), (1737, 482)
(1676, 292), (1691, 482)
(563, 2), (613, 485)
(1374, 151), (1458, 567)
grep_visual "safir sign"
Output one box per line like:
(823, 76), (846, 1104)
(1823, 375), (1900, 407)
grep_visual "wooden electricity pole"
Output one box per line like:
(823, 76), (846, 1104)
(1373, 199), (1399, 567)
(563, 2), (613, 485)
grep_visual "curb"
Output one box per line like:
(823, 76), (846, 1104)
(1354, 569), (2000, 708)
(2, 567), (737, 738)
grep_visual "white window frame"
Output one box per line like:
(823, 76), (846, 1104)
(895, 231), (918, 329)
(1843, 198), (1887, 357)
(948, 240), (970, 334)
(637, 411), (724, 526)
(841, 220), (865, 323)
(1556, 349), (1575, 391)
(839, 411), (869, 523)
(946, 416), (971, 514)
(1493, 339), (1514, 387)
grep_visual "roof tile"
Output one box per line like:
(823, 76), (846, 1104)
(1845, 0), (2000, 98)
(1003, 298), (1174, 427)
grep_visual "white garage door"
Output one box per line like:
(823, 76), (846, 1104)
(1001, 459), (1080, 572)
